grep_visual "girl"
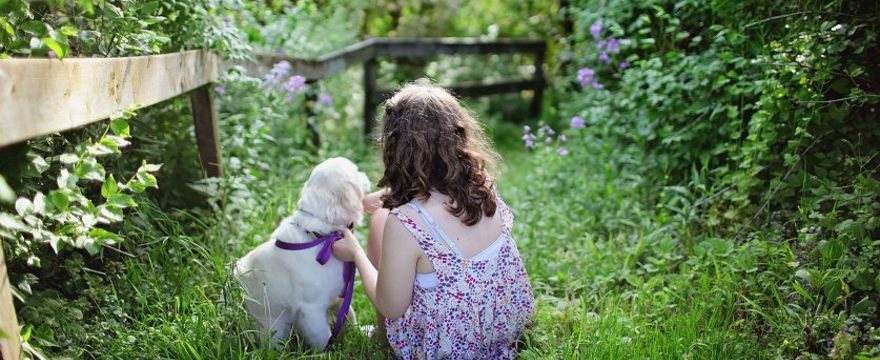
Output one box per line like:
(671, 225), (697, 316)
(332, 82), (535, 359)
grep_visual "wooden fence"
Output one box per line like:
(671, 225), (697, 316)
(0, 37), (544, 358)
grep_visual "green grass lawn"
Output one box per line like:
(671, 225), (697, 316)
(28, 104), (771, 359)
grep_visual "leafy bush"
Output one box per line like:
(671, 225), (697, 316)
(0, 0), (249, 58)
(540, 0), (880, 357)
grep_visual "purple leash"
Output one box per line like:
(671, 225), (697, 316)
(275, 231), (356, 342)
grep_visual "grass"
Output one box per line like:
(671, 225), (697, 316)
(17, 88), (770, 359)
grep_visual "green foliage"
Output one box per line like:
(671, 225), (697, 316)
(541, 0), (880, 357)
(0, 0), (250, 58)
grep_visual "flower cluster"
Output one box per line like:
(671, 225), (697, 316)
(522, 124), (569, 156)
(578, 20), (628, 89)
(262, 61), (308, 100)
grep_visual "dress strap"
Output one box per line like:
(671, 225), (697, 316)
(388, 207), (460, 268)
(405, 200), (465, 258)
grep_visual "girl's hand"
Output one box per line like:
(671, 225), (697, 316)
(332, 229), (362, 262)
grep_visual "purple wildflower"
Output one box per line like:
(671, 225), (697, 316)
(282, 75), (307, 100)
(557, 147), (569, 156)
(559, 134), (567, 142)
(591, 81), (604, 89)
(224, 15), (232, 26)
(524, 139), (534, 149)
(598, 52), (611, 64)
(577, 67), (595, 87)
(263, 61), (292, 88)
(523, 125), (531, 133)
(545, 136), (553, 143)
(48, 50), (57, 59)
(606, 38), (620, 53)
(318, 93), (333, 106)
(214, 85), (226, 95)
(590, 20), (602, 40)
(619, 61), (629, 70)
(522, 133), (536, 141)
(596, 39), (607, 50)
(570, 116), (586, 129)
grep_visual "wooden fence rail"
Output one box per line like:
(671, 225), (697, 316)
(0, 37), (544, 359)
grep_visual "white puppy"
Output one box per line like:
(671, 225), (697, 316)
(235, 157), (370, 349)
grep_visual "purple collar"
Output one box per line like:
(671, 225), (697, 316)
(274, 231), (355, 342)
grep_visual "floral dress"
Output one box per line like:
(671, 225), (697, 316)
(385, 194), (535, 359)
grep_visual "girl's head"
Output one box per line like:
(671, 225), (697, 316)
(377, 81), (499, 226)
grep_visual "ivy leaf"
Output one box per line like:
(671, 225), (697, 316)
(103, 135), (131, 149)
(106, 193), (136, 208)
(32, 192), (45, 215)
(87, 142), (115, 156)
(75, 158), (106, 181)
(59, 153), (79, 165)
(98, 205), (124, 223)
(0, 213), (28, 232)
(143, 163), (162, 172)
(0, 17), (14, 36)
(15, 198), (33, 216)
(0, 175), (14, 204)
(101, 174), (119, 198)
(41, 36), (64, 58)
(47, 190), (70, 211)
(59, 25), (78, 37)
(89, 228), (122, 245)
(31, 155), (50, 174)
(109, 118), (131, 138)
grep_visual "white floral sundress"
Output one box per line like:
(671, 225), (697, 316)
(385, 194), (535, 359)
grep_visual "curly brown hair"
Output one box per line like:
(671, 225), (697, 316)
(376, 81), (500, 226)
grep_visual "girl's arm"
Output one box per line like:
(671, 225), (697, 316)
(335, 222), (418, 320)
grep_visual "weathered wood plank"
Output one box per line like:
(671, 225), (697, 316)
(374, 38), (547, 58)
(254, 38), (377, 81)
(190, 86), (224, 177)
(0, 50), (223, 148)
(531, 51), (546, 117)
(0, 246), (21, 360)
(252, 38), (545, 80)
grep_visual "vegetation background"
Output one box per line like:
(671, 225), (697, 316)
(0, 0), (878, 358)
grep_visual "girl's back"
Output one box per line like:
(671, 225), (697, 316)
(384, 191), (534, 359)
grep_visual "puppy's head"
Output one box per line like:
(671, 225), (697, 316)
(297, 157), (370, 231)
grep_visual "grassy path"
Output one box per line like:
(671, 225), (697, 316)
(47, 104), (765, 359)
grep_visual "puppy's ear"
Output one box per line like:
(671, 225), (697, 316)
(299, 161), (365, 228)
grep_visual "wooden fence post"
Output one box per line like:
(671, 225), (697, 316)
(190, 85), (224, 178)
(0, 245), (21, 360)
(530, 50), (545, 118)
(304, 92), (321, 150)
(363, 59), (378, 138)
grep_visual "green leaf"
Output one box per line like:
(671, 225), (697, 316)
(59, 25), (79, 37)
(106, 193), (136, 208)
(98, 205), (123, 223)
(852, 297), (877, 316)
(0, 213), (28, 232)
(47, 190), (69, 211)
(0, 175), (14, 203)
(41, 36), (64, 58)
(109, 118), (130, 138)
(0, 17), (13, 36)
(59, 153), (78, 165)
(31, 155), (49, 174)
(89, 228), (122, 244)
(101, 174), (118, 198)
